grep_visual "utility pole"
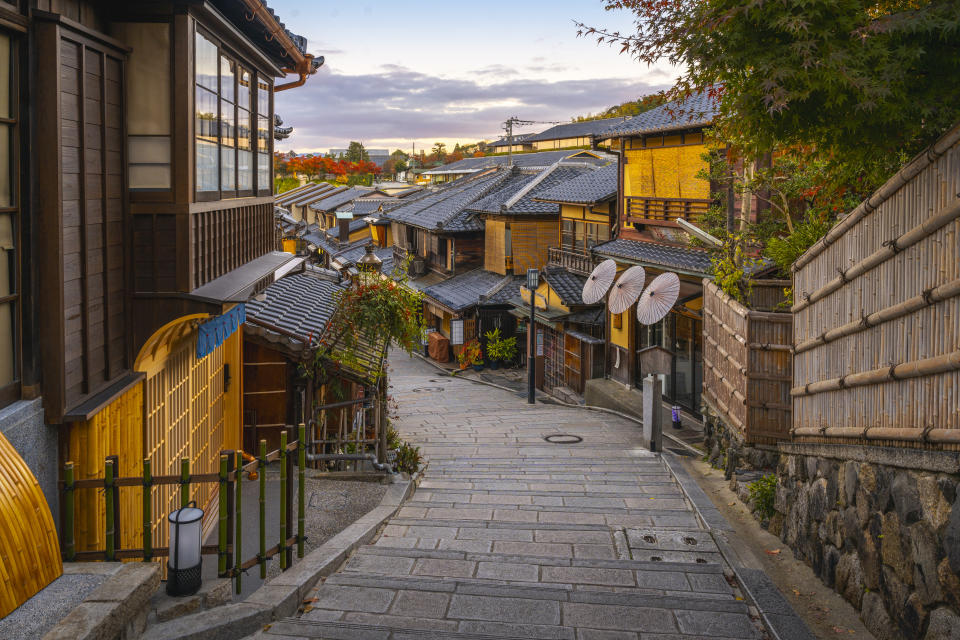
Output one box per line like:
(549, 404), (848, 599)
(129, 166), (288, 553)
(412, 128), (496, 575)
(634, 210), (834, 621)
(502, 116), (561, 167)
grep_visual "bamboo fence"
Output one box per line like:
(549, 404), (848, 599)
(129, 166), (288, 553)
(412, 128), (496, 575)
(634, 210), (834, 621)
(702, 279), (793, 445)
(791, 123), (960, 449)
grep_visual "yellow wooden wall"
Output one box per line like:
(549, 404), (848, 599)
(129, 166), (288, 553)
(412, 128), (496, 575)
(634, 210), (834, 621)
(484, 218), (506, 274)
(512, 220), (555, 273)
(624, 141), (710, 201)
(0, 432), (62, 618)
(282, 238), (298, 254)
(67, 383), (144, 553)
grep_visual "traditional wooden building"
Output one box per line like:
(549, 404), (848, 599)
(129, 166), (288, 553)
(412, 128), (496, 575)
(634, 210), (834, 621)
(524, 117), (628, 151)
(0, 1), (321, 609)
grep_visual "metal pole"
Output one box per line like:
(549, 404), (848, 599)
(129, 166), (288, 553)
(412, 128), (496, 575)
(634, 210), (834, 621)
(279, 431), (288, 571)
(528, 295), (536, 404)
(218, 454), (228, 577)
(297, 424), (305, 559)
(105, 458), (115, 561)
(234, 451), (243, 594)
(64, 462), (76, 561)
(142, 459), (152, 562)
(259, 439), (267, 579)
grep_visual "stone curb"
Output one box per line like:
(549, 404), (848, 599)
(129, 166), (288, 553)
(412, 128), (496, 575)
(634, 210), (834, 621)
(42, 562), (161, 640)
(409, 352), (703, 457)
(140, 475), (416, 640)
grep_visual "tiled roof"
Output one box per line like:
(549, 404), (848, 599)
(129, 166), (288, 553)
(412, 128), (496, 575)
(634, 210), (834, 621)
(290, 185), (341, 207)
(245, 271), (345, 342)
(384, 171), (505, 232)
(542, 266), (590, 306)
(323, 218), (369, 237)
(468, 164), (595, 216)
(484, 275), (525, 305)
(523, 117), (629, 143)
(605, 90), (719, 137)
(534, 163), (617, 205)
(332, 244), (395, 274)
(309, 187), (375, 212)
(592, 238), (713, 275)
(421, 269), (517, 312)
(487, 134), (534, 148)
(421, 150), (607, 176)
(276, 183), (329, 206)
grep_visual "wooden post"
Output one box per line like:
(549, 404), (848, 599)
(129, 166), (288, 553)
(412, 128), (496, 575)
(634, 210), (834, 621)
(376, 381), (387, 464)
(64, 462), (76, 561)
(279, 431), (288, 571)
(224, 450), (235, 572)
(180, 458), (190, 508)
(284, 434), (294, 569)
(234, 451), (243, 595)
(259, 439), (266, 579)
(218, 454), (228, 577)
(297, 424), (305, 559)
(142, 459), (152, 562)
(104, 458), (116, 561)
(106, 455), (120, 550)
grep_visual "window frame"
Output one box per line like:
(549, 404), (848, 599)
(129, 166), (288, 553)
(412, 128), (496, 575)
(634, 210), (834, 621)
(0, 28), (20, 408)
(193, 24), (271, 202)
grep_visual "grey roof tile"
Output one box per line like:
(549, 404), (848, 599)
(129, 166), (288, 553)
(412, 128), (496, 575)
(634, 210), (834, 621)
(384, 171), (505, 232)
(422, 149), (608, 176)
(605, 90), (719, 137)
(542, 266), (590, 306)
(246, 271), (346, 342)
(421, 269), (517, 312)
(534, 163), (617, 205)
(468, 165), (595, 216)
(592, 238), (713, 274)
(309, 186), (376, 212)
(522, 117), (630, 143)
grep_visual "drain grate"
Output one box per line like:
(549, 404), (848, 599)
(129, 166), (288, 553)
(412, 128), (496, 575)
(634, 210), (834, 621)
(543, 434), (583, 444)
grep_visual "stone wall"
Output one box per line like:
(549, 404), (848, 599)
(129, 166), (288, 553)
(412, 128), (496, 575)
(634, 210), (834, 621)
(703, 413), (779, 479)
(773, 445), (960, 640)
(0, 398), (58, 528)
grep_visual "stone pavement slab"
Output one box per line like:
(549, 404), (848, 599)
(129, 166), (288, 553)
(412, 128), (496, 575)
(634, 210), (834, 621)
(253, 353), (809, 640)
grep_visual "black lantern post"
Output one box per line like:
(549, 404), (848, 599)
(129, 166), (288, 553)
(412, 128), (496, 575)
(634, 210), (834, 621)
(526, 268), (539, 405)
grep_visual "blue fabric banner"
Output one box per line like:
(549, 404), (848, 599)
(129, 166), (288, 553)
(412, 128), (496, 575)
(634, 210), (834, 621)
(196, 303), (246, 360)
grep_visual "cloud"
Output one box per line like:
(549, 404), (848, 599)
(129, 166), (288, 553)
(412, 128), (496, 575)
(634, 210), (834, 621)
(274, 65), (668, 152)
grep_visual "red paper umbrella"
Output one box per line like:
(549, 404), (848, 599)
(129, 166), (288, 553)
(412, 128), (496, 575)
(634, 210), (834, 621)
(636, 272), (680, 324)
(607, 266), (646, 314)
(581, 259), (617, 305)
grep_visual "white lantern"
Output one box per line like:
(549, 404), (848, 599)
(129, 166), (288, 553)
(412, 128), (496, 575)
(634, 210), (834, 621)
(450, 319), (464, 345)
(166, 502), (204, 596)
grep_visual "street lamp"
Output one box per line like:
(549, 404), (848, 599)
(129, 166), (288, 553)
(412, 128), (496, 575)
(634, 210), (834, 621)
(526, 268), (539, 404)
(356, 244), (383, 282)
(166, 502), (204, 596)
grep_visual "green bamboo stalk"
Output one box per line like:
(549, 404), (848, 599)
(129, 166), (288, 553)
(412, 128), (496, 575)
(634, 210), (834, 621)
(105, 459), (115, 562)
(218, 454), (228, 577)
(234, 451), (243, 595)
(180, 458), (190, 508)
(64, 462), (76, 562)
(259, 439), (266, 579)
(143, 459), (152, 562)
(279, 431), (288, 571)
(297, 424), (305, 559)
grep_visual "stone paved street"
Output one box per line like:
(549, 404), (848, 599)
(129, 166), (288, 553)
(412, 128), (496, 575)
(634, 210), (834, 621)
(255, 353), (781, 639)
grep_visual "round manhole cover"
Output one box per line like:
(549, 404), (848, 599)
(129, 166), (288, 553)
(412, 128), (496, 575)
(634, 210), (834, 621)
(543, 434), (583, 444)
(410, 386), (445, 393)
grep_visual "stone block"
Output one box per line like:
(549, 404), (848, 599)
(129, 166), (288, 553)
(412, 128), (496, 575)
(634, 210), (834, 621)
(633, 571), (689, 591)
(412, 558), (475, 578)
(447, 594), (561, 625)
(924, 607), (960, 640)
(242, 582), (301, 619)
(138, 603), (270, 640)
(476, 561), (540, 582)
(675, 610), (760, 638)
(861, 592), (896, 640)
(42, 602), (121, 640)
(541, 566), (634, 587)
(343, 611), (458, 632)
(562, 602), (676, 633)
(312, 585), (397, 613)
(891, 472), (922, 524)
(388, 590), (451, 618)
(456, 620), (574, 639)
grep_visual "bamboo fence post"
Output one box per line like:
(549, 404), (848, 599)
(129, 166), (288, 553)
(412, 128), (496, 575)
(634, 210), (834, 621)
(297, 424), (305, 559)
(225, 450), (235, 572)
(64, 462), (75, 561)
(104, 458), (116, 561)
(142, 459), (152, 562)
(279, 431), (288, 571)
(234, 451), (243, 595)
(180, 458), (190, 508)
(259, 439), (267, 579)
(218, 454), (228, 577)
(106, 455), (120, 550)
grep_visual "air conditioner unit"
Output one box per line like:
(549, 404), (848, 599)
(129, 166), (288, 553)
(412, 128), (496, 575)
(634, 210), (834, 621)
(408, 258), (427, 277)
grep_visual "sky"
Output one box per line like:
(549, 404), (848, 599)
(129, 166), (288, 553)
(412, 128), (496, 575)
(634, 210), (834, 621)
(270, 1), (677, 155)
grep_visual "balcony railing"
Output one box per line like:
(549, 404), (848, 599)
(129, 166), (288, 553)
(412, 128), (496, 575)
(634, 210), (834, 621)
(192, 200), (275, 290)
(547, 247), (593, 276)
(625, 196), (711, 224)
(393, 245), (409, 267)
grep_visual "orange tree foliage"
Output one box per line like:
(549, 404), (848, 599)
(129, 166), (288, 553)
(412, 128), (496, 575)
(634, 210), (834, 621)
(275, 154), (381, 181)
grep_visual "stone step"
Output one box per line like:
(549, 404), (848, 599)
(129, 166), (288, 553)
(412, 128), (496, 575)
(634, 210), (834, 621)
(392, 507), (700, 529)
(416, 486), (685, 498)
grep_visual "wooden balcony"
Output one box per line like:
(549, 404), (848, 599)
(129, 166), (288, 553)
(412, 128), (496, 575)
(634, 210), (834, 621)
(393, 245), (409, 267)
(624, 196), (711, 226)
(547, 247), (593, 276)
(191, 200), (276, 290)
(701, 279), (793, 445)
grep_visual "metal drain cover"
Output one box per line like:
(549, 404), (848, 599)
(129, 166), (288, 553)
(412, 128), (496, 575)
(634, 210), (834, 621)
(544, 434), (583, 444)
(410, 386), (445, 393)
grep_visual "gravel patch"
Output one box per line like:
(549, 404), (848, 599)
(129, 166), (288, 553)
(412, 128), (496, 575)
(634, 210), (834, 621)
(0, 573), (107, 640)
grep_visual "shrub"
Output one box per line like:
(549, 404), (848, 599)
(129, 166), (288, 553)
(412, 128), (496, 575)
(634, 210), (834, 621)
(456, 339), (483, 368)
(748, 474), (777, 520)
(394, 441), (422, 475)
(484, 328), (518, 363)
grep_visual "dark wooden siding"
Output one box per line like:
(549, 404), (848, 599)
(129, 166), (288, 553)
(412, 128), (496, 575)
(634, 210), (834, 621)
(453, 234), (484, 272)
(190, 200), (273, 289)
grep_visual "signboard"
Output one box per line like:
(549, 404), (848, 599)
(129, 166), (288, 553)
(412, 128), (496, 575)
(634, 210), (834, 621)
(450, 319), (464, 345)
(536, 330), (544, 357)
(638, 345), (672, 376)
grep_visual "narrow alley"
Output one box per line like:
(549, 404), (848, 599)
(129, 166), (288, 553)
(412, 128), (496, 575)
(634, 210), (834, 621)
(255, 353), (811, 639)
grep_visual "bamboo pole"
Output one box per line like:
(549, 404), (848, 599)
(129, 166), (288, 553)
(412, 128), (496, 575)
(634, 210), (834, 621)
(105, 459), (116, 562)
(218, 454), (228, 577)
(234, 451), (243, 595)
(297, 424), (305, 559)
(180, 458), (190, 508)
(792, 349), (960, 397)
(279, 431), (288, 571)
(64, 462), (75, 562)
(142, 459), (152, 562)
(259, 439), (267, 580)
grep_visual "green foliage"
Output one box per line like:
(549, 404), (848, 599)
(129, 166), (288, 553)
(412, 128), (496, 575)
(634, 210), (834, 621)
(765, 214), (835, 275)
(748, 474), (778, 520)
(346, 173), (374, 186)
(386, 425), (402, 451)
(483, 328), (518, 363)
(456, 339), (483, 368)
(275, 177), (301, 193)
(711, 234), (764, 303)
(574, 93), (668, 121)
(394, 442), (422, 475)
(345, 141), (369, 163)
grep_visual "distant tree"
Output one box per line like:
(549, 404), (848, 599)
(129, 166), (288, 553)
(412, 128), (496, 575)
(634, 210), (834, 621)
(431, 142), (447, 160)
(345, 141), (370, 163)
(445, 151), (464, 164)
(575, 94), (668, 122)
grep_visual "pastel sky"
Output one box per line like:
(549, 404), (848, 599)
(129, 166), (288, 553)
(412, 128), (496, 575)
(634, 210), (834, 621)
(270, 0), (676, 154)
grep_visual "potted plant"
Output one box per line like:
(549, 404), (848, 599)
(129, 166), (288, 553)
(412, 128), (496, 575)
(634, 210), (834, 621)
(485, 328), (518, 369)
(456, 339), (483, 371)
